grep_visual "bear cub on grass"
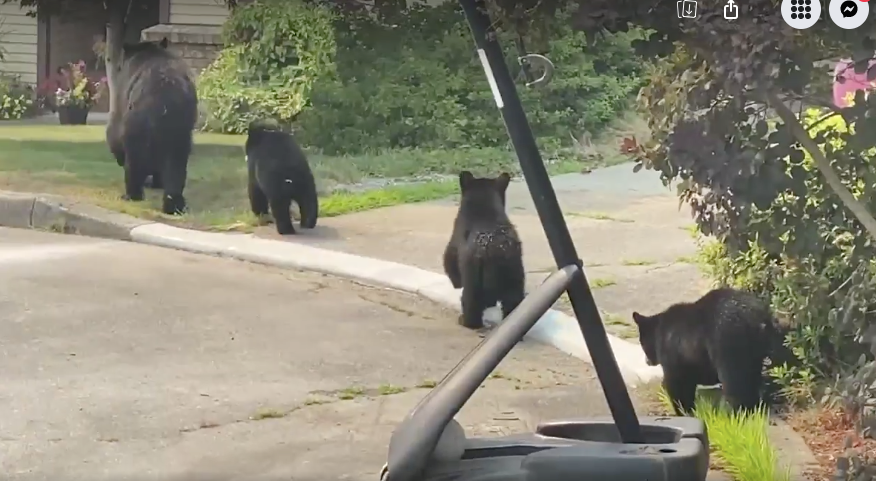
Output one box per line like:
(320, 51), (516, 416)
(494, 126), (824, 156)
(443, 171), (525, 331)
(632, 287), (786, 415)
(106, 37), (198, 215)
(245, 120), (319, 235)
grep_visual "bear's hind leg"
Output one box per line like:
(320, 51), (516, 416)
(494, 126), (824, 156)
(161, 152), (188, 215)
(248, 179), (269, 217)
(459, 262), (490, 330)
(122, 157), (148, 202)
(499, 288), (524, 320)
(296, 183), (319, 229)
(443, 243), (462, 288)
(499, 262), (526, 319)
(270, 194), (295, 235)
(718, 357), (765, 413)
(663, 372), (697, 416)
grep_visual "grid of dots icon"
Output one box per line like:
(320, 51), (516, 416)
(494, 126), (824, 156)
(790, 0), (812, 19)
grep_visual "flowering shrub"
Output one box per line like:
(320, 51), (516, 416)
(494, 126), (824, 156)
(38, 60), (107, 110)
(0, 74), (35, 120)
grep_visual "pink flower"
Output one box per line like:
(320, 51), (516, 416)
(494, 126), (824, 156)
(833, 59), (876, 108)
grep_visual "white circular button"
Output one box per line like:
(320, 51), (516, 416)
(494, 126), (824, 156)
(829, 0), (869, 29)
(782, 0), (822, 29)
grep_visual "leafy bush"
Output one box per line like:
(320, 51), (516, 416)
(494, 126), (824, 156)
(623, 27), (876, 411)
(197, 0), (336, 134)
(0, 74), (36, 120)
(199, 1), (644, 153)
(294, 2), (643, 155)
(681, 107), (876, 409)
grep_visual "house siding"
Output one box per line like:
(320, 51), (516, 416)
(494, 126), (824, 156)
(0, 2), (38, 84)
(169, 0), (230, 26)
(47, 3), (105, 76)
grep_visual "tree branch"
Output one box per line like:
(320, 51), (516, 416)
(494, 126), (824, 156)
(764, 89), (876, 241)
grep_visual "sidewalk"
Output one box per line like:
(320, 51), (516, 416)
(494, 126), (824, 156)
(0, 227), (631, 479)
(255, 164), (712, 341)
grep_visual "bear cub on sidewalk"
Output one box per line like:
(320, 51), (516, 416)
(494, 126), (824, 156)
(245, 120), (319, 235)
(442, 171), (525, 331)
(632, 287), (787, 415)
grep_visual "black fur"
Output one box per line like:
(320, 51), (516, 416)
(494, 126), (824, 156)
(106, 37), (197, 215)
(632, 287), (787, 415)
(442, 171), (525, 330)
(244, 120), (319, 235)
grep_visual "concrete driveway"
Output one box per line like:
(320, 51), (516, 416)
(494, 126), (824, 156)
(257, 164), (711, 340)
(0, 227), (646, 481)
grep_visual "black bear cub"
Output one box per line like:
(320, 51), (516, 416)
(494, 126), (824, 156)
(443, 171), (525, 330)
(632, 287), (785, 415)
(244, 120), (319, 235)
(106, 37), (198, 215)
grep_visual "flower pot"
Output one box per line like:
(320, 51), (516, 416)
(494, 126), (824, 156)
(58, 105), (90, 125)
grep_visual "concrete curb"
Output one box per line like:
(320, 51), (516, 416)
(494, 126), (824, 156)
(0, 190), (663, 387)
(0, 191), (149, 240)
(769, 418), (822, 481)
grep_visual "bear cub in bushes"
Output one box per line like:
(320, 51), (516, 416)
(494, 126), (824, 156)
(632, 287), (787, 415)
(106, 37), (198, 215)
(245, 120), (319, 235)
(443, 171), (525, 330)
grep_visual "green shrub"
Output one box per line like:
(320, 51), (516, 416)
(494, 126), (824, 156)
(691, 109), (876, 407)
(0, 74), (36, 120)
(295, 2), (643, 155)
(197, 0), (336, 134)
(199, 1), (644, 153)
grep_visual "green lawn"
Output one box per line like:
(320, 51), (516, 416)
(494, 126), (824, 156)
(0, 117), (639, 231)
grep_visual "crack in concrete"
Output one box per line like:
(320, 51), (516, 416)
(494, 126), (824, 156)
(357, 293), (426, 319)
(175, 375), (560, 435)
(176, 384), (423, 434)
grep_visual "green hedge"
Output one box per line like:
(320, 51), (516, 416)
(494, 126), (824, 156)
(197, 0), (337, 134)
(199, 0), (644, 155)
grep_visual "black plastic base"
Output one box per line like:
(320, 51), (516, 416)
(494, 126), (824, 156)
(413, 417), (708, 481)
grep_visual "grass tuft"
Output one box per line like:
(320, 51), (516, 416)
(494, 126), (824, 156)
(657, 388), (791, 481)
(590, 277), (617, 289)
(621, 258), (656, 266)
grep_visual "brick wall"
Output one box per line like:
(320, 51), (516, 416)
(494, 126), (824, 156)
(172, 41), (222, 73)
(140, 24), (223, 75)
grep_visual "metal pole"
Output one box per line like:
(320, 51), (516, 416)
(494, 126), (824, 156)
(457, 0), (644, 443)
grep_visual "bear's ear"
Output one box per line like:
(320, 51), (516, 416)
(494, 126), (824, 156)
(159, 37), (169, 49)
(632, 312), (647, 325)
(459, 171), (474, 190)
(495, 172), (511, 192)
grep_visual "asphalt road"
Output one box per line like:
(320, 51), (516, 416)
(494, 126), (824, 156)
(0, 227), (632, 481)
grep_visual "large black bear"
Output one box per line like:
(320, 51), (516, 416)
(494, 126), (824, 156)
(632, 287), (787, 415)
(442, 171), (525, 330)
(244, 120), (319, 235)
(105, 37), (198, 215)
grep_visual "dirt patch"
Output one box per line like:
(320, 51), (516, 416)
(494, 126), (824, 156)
(785, 406), (875, 480)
